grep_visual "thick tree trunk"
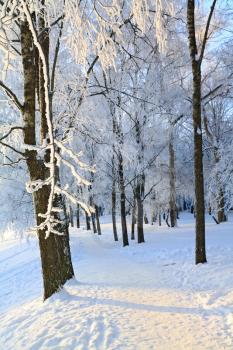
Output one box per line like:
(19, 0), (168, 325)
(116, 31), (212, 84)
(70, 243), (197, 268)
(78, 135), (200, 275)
(21, 16), (74, 300)
(38, 13), (74, 290)
(52, 192), (74, 286)
(169, 134), (177, 227)
(187, 0), (207, 264)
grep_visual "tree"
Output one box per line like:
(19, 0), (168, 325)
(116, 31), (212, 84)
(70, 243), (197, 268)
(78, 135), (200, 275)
(187, 0), (217, 264)
(0, 1), (93, 299)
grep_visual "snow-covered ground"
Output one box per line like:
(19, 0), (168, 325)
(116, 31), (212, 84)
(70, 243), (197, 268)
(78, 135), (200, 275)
(1, 213), (233, 350)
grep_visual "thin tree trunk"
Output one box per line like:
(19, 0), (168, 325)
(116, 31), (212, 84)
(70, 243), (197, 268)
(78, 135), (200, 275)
(217, 187), (226, 223)
(69, 206), (74, 227)
(158, 212), (161, 226)
(90, 196), (97, 233)
(95, 205), (102, 235)
(135, 182), (145, 243)
(111, 110), (119, 242)
(76, 204), (80, 228)
(112, 172), (118, 241)
(118, 152), (129, 246)
(169, 132), (177, 227)
(144, 213), (149, 224)
(135, 118), (145, 243)
(91, 212), (97, 233)
(85, 211), (91, 230)
(131, 193), (136, 240)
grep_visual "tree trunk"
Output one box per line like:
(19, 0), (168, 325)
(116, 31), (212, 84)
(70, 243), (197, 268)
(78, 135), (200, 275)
(135, 182), (145, 243)
(85, 211), (91, 230)
(90, 196), (97, 233)
(193, 64), (206, 263)
(95, 205), (102, 235)
(135, 118), (145, 243)
(69, 206), (74, 227)
(187, 0), (207, 264)
(111, 110), (118, 242)
(112, 170), (118, 241)
(91, 213), (97, 233)
(76, 204), (80, 228)
(21, 18), (74, 300)
(112, 175), (118, 241)
(38, 12), (74, 289)
(144, 213), (149, 224)
(169, 133), (177, 227)
(217, 187), (226, 223)
(158, 212), (161, 226)
(118, 152), (129, 246)
(131, 194), (136, 240)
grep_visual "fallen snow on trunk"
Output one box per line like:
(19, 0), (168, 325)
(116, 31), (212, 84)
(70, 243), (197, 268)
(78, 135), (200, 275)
(1, 213), (233, 349)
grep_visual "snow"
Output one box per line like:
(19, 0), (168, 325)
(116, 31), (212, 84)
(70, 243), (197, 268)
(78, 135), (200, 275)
(1, 213), (233, 349)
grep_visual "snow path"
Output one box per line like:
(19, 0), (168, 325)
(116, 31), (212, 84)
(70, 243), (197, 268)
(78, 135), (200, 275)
(1, 213), (233, 349)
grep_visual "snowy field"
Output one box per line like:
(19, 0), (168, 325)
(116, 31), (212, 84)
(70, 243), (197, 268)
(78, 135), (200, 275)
(1, 213), (233, 350)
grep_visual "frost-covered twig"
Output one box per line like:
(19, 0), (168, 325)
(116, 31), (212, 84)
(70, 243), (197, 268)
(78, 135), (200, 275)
(22, 0), (57, 238)
(55, 151), (91, 186)
(55, 139), (96, 172)
(54, 185), (94, 216)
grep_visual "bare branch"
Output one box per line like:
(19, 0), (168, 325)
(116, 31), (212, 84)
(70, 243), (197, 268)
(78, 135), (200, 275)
(0, 126), (24, 141)
(0, 80), (24, 111)
(0, 140), (25, 156)
(199, 0), (218, 65)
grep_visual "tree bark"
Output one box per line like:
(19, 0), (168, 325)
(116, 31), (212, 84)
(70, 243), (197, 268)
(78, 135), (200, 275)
(90, 196), (97, 233)
(187, 0), (207, 264)
(217, 187), (226, 223)
(169, 132), (177, 227)
(85, 211), (91, 230)
(144, 213), (149, 224)
(112, 162), (118, 241)
(95, 205), (102, 235)
(118, 152), (129, 246)
(21, 17), (74, 300)
(69, 206), (74, 227)
(91, 213), (97, 233)
(112, 171), (118, 241)
(135, 118), (145, 243)
(111, 109), (119, 242)
(158, 212), (161, 226)
(136, 182), (145, 243)
(76, 204), (80, 228)
(131, 194), (136, 240)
